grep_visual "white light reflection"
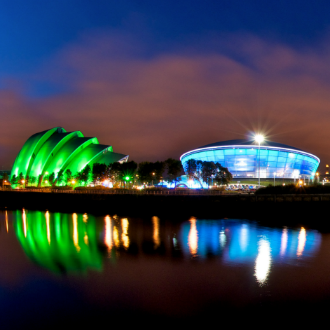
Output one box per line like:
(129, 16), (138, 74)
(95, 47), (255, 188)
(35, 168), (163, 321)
(297, 227), (306, 257)
(188, 218), (198, 256)
(45, 211), (51, 244)
(22, 209), (27, 237)
(240, 224), (248, 252)
(280, 227), (288, 256)
(255, 238), (271, 285)
(104, 215), (112, 252)
(219, 231), (226, 248)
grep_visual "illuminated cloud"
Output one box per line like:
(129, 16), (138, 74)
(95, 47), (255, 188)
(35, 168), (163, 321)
(1, 33), (330, 168)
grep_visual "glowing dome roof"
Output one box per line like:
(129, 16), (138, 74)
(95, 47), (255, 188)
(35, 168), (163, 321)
(200, 139), (303, 152)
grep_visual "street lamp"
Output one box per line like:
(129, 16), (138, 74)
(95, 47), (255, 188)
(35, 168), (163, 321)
(254, 134), (264, 187)
(273, 172), (276, 186)
(316, 172), (319, 183)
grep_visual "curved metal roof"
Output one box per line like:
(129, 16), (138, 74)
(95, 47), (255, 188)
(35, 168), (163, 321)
(200, 139), (303, 151)
(11, 127), (128, 183)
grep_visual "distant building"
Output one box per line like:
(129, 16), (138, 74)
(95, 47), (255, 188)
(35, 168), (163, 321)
(180, 139), (320, 179)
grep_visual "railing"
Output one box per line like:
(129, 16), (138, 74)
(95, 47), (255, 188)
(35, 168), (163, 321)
(2, 188), (330, 201)
(0, 188), (227, 195)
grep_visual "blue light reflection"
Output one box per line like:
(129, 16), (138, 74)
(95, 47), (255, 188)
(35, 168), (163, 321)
(181, 220), (321, 264)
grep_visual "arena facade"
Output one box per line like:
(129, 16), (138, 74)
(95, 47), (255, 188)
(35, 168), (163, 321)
(180, 139), (320, 179)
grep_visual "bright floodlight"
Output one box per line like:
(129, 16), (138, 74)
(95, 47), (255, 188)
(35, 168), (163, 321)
(255, 134), (264, 144)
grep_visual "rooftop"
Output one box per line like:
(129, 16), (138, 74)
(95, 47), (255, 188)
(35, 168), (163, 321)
(199, 139), (303, 152)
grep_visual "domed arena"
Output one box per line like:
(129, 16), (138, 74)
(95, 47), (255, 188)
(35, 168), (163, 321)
(180, 139), (320, 179)
(10, 127), (128, 183)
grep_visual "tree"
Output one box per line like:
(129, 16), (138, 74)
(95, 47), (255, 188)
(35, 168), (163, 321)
(65, 169), (73, 185)
(43, 173), (50, 186)
(109, 162), (123, 186)
(214, 163), (232, 186)
(120, 161), (138, 187)
(2, 172), (8, 181)
(137, 162), (154, 185)
(37, 174), (43, 187)
(77, 164), (92, 185)
(200, 161), (217, 186)
(57, 170), (64, 186)
(18, 172), (24, 187)
(30, 176), (36, 186)
(92, 163), (107, 184)
(25, 175), (30, 187)
(165, 158), (183, 184)
(153, 161), (165, 182)
(49, 172), (55, 186)
(11, 174), (18, 185)
(184, 159), (197, 180)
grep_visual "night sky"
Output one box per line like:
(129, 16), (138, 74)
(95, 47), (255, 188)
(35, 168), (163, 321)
(1, 0), (330, 169)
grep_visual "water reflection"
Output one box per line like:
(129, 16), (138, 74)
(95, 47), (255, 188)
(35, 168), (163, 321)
(152, 216), (160, 249)
(297, 227), (306, 257)
(14, 211), (102, 274)
(188, 218), (198, 256)
(9, 211), (321, 278)
(181, 220), (320, 263)
(255, 238), (271, 285)
(5, 210), (8, 233)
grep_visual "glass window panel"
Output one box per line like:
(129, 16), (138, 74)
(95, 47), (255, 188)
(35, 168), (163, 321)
(278, 157), (287, 163)
(269, 150), (278, 156)
(267, 162), (277, 167)
(278, 151), (288, 157)
(277, 162), (286, 168)
(224, 149), (235, 155)
(214, 150), (224, 157)
(236, 149), (247, 155)
(246, 149), (256, 155)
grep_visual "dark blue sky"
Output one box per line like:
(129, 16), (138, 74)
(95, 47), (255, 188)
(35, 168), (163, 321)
(1, 0), (330, 167)
(1, 0), (329, 86)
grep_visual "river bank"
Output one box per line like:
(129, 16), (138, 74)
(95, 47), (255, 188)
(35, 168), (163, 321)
(1, 190), (330, 228)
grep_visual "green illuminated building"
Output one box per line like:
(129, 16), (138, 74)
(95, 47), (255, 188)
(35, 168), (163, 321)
(10, 127), (128, 185)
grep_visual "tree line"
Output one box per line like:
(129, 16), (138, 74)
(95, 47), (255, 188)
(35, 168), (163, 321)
(184, 159), (232, 186)
(10, 158), (183, 188)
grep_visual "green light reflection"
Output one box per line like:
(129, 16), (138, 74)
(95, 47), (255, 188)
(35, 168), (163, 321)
(13, 210), (103, 274)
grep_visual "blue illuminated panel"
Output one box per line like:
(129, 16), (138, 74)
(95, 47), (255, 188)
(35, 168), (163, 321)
(181, 145), (320, 179)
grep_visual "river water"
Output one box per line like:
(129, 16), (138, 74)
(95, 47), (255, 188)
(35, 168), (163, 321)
(0, 209), (329, 327)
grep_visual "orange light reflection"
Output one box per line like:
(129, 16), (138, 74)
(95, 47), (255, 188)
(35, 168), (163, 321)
(152, 216), (160, 249)
(188, 218), (198, 256)
(297, 227), (306, 257)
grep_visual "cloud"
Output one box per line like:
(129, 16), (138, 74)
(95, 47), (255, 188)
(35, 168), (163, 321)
(1, 32), (330, 168)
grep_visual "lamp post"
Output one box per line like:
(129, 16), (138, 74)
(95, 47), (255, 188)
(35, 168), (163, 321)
(316, 172), (319, 183)
(254, 134), (264, 187)
(274, 172), (276, 186)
